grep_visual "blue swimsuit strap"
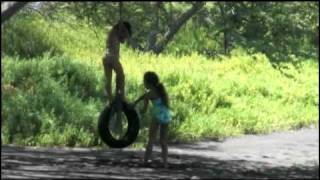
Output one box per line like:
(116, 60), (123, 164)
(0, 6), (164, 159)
(152, 98), (164, 106)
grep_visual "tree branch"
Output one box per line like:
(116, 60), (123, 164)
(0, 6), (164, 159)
(151, 2), (205, 54)
(1, 1), (28, 24)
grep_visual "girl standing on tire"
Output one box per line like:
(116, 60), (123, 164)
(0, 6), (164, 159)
(103, 21), (131, 103)
(134, 71), (171, 168)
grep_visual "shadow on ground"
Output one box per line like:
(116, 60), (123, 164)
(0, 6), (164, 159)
(1, 145), (318, 179)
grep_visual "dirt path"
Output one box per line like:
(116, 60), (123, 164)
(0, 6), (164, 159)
(2, 127), (319, 179)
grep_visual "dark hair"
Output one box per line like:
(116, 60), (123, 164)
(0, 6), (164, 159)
(122, 21), (132, 36)
(144, 71), (169, 108)
(113, 21), (132, 37)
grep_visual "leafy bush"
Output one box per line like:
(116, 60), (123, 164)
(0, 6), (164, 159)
(2, 55), (103, 146)
(1, 13), (63, 58)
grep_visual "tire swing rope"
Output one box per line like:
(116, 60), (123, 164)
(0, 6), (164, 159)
(98, 100), (140, 148)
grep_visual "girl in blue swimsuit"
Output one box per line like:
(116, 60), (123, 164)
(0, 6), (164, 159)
(134, 71), (171, 168)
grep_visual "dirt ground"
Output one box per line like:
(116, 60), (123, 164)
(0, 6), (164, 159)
(1, 127), (319, 179)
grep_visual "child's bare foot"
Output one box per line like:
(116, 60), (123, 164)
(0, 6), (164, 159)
(142, 159), (151, 167)
(103, 90), (113, 103)
(163, 162), (168, 168)
(143, 158), (151, 163)
(119, 95), (127, 104)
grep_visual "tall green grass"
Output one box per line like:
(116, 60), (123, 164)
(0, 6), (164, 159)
(1, 12), (319, 148)
(2, 49), (318, 147)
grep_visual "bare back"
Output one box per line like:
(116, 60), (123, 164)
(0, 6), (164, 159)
(104, 28), (120, 67)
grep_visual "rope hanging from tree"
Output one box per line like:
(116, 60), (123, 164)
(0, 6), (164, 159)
(119, 1), (123, 22)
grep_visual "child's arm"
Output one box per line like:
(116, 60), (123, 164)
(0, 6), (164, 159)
(141, 92), (152, 114)
(133, 94), (146, 106)
(141, 95), (149, 114)
(133, 91), (152, 113)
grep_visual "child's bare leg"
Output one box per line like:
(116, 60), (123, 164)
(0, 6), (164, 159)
(112, 60), (125, 101)
(144, 120), (159, 163)
(103, 57), (113, 102)
(160, 123), (169, 168)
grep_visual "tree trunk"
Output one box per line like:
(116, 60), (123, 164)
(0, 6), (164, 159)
(1, 2), (28, 24)
(147, 31), (157, 51)
(316, 26), (319, 60)
(150, 2), (205, 54)
(146, 2), (161, 51)
(223, 30), (228, 54)
(218, 2), (228, 54)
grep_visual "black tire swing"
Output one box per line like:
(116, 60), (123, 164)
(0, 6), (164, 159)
(98, 2), (139, 148)
(98, 100), (140, 148)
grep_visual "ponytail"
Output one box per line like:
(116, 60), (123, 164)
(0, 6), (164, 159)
(156, 83), (169, 108)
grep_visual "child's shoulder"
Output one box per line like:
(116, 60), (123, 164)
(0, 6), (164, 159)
(145, 90), (159, 100)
